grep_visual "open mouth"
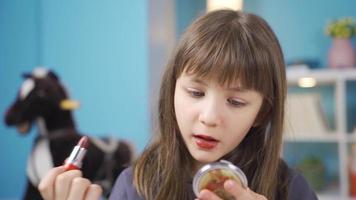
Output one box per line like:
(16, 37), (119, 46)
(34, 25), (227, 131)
(193, 134), (219, 149)
(16, 121), (30, 134)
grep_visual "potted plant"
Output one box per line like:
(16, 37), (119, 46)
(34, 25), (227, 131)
(297, 155), (326, 191)
(325, 17), (356, 68)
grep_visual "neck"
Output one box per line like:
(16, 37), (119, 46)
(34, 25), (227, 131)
(40, 109), (76, 133)
(193, 161), (204, 174)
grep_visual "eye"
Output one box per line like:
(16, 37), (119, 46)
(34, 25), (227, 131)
(227, 98), (246, 107)
(186, 88), (204, 98)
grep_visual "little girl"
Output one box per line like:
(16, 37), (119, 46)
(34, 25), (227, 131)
(39, 10), (317, 200)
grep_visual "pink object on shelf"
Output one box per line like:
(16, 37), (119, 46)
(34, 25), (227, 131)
(328, 38), (356, 69)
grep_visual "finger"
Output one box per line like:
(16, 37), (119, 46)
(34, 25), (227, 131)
(244, 188), (268, 200)
(55, 170), (82, 200)
(67, 177), (91, 200)
(198, 189), (222, 200)
(84, 184), (103, 200)
(254, 192), (268, 200)
(224, 180), (268, 200)
(224, 180), (249, 198)
(38, 166), (66, 200)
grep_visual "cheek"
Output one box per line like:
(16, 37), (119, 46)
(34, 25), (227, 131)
(223, 122), (251, 152)
(175, 100), (191, 121)
(225, 110), (260, 144)
(231, 122), (251, 141)
(174, 91), (198, 134)
(174, 87), (194, 116)
(174, 91), (182, 120)
(174, 91), (188, 128)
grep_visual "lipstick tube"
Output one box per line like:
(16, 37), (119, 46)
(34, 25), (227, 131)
(64, 136), (89, 171)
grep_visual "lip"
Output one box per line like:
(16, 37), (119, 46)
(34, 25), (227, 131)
(193, 134), (219, 150)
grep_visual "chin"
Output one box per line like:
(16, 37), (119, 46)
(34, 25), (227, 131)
(192, 152), (220, 164)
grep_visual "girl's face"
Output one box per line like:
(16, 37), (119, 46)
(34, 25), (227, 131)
(174, 72), (263, 168)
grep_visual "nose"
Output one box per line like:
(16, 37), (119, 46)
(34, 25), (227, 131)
(198, 99), (222, 127)
(4, 100), (24, 126)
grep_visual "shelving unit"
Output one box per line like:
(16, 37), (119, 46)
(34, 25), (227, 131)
(284, 68), (356, 200)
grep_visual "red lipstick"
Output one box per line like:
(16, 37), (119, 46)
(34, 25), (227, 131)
(64, 136), (89, 170)
(194, 134), (218, 149)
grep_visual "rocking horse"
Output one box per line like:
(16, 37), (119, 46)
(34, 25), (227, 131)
(4, 68), (134, 200)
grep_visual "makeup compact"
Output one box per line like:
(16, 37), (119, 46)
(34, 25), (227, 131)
(193, 160), (248, 200)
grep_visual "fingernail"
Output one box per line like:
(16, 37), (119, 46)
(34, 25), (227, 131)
(225, 180), (236, 189)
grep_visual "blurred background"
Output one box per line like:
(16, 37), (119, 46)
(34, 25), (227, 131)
(1, 0), (356, 199)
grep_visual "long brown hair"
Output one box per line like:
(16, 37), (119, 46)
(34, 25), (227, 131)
(134, 10), (288, 200)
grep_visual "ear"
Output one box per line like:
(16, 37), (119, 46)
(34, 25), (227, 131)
(60, 99), (80, 110)
(47, 70), (59, 81)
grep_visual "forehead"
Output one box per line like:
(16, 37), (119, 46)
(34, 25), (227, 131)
(179, 71), (245, 89)
(180, 71), (245, 89)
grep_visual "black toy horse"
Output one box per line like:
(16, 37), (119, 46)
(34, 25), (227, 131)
(4, 68), (134, 200)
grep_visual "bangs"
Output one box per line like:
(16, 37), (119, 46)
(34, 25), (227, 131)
(175, 17), (275, 100)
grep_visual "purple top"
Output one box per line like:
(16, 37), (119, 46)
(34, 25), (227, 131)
(109, 167), (318, 200)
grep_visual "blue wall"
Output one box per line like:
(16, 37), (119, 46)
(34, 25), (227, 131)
(176, 0), (356, 67)
(244, 0), (356, 67)
(38, 1), (149, 147)
(175, 0), (206, 38)
(0, 1), (148, 198)
(0, 1), (40, 198)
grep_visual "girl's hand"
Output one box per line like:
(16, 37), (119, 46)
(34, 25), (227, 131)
(38, 166), (102, 200)
(196, 180), (267, 200)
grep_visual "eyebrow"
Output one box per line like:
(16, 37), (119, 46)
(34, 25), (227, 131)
(191, 77), (248, 93)
(191, 78), (208, 86)
(227, 86), (248, 92)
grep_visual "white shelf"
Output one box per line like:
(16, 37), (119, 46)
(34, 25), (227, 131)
(285, 68), (356, 199)
(318, 195), (342, 200)
(347, 134), (356, 143)
(284, 132), (340, 142)
(287, 68), (356, 85)
(318, 194), (341, 200)
(318, 197), (356, 200)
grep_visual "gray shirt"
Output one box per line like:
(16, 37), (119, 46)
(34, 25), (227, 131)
(109, 167), (318, 200)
